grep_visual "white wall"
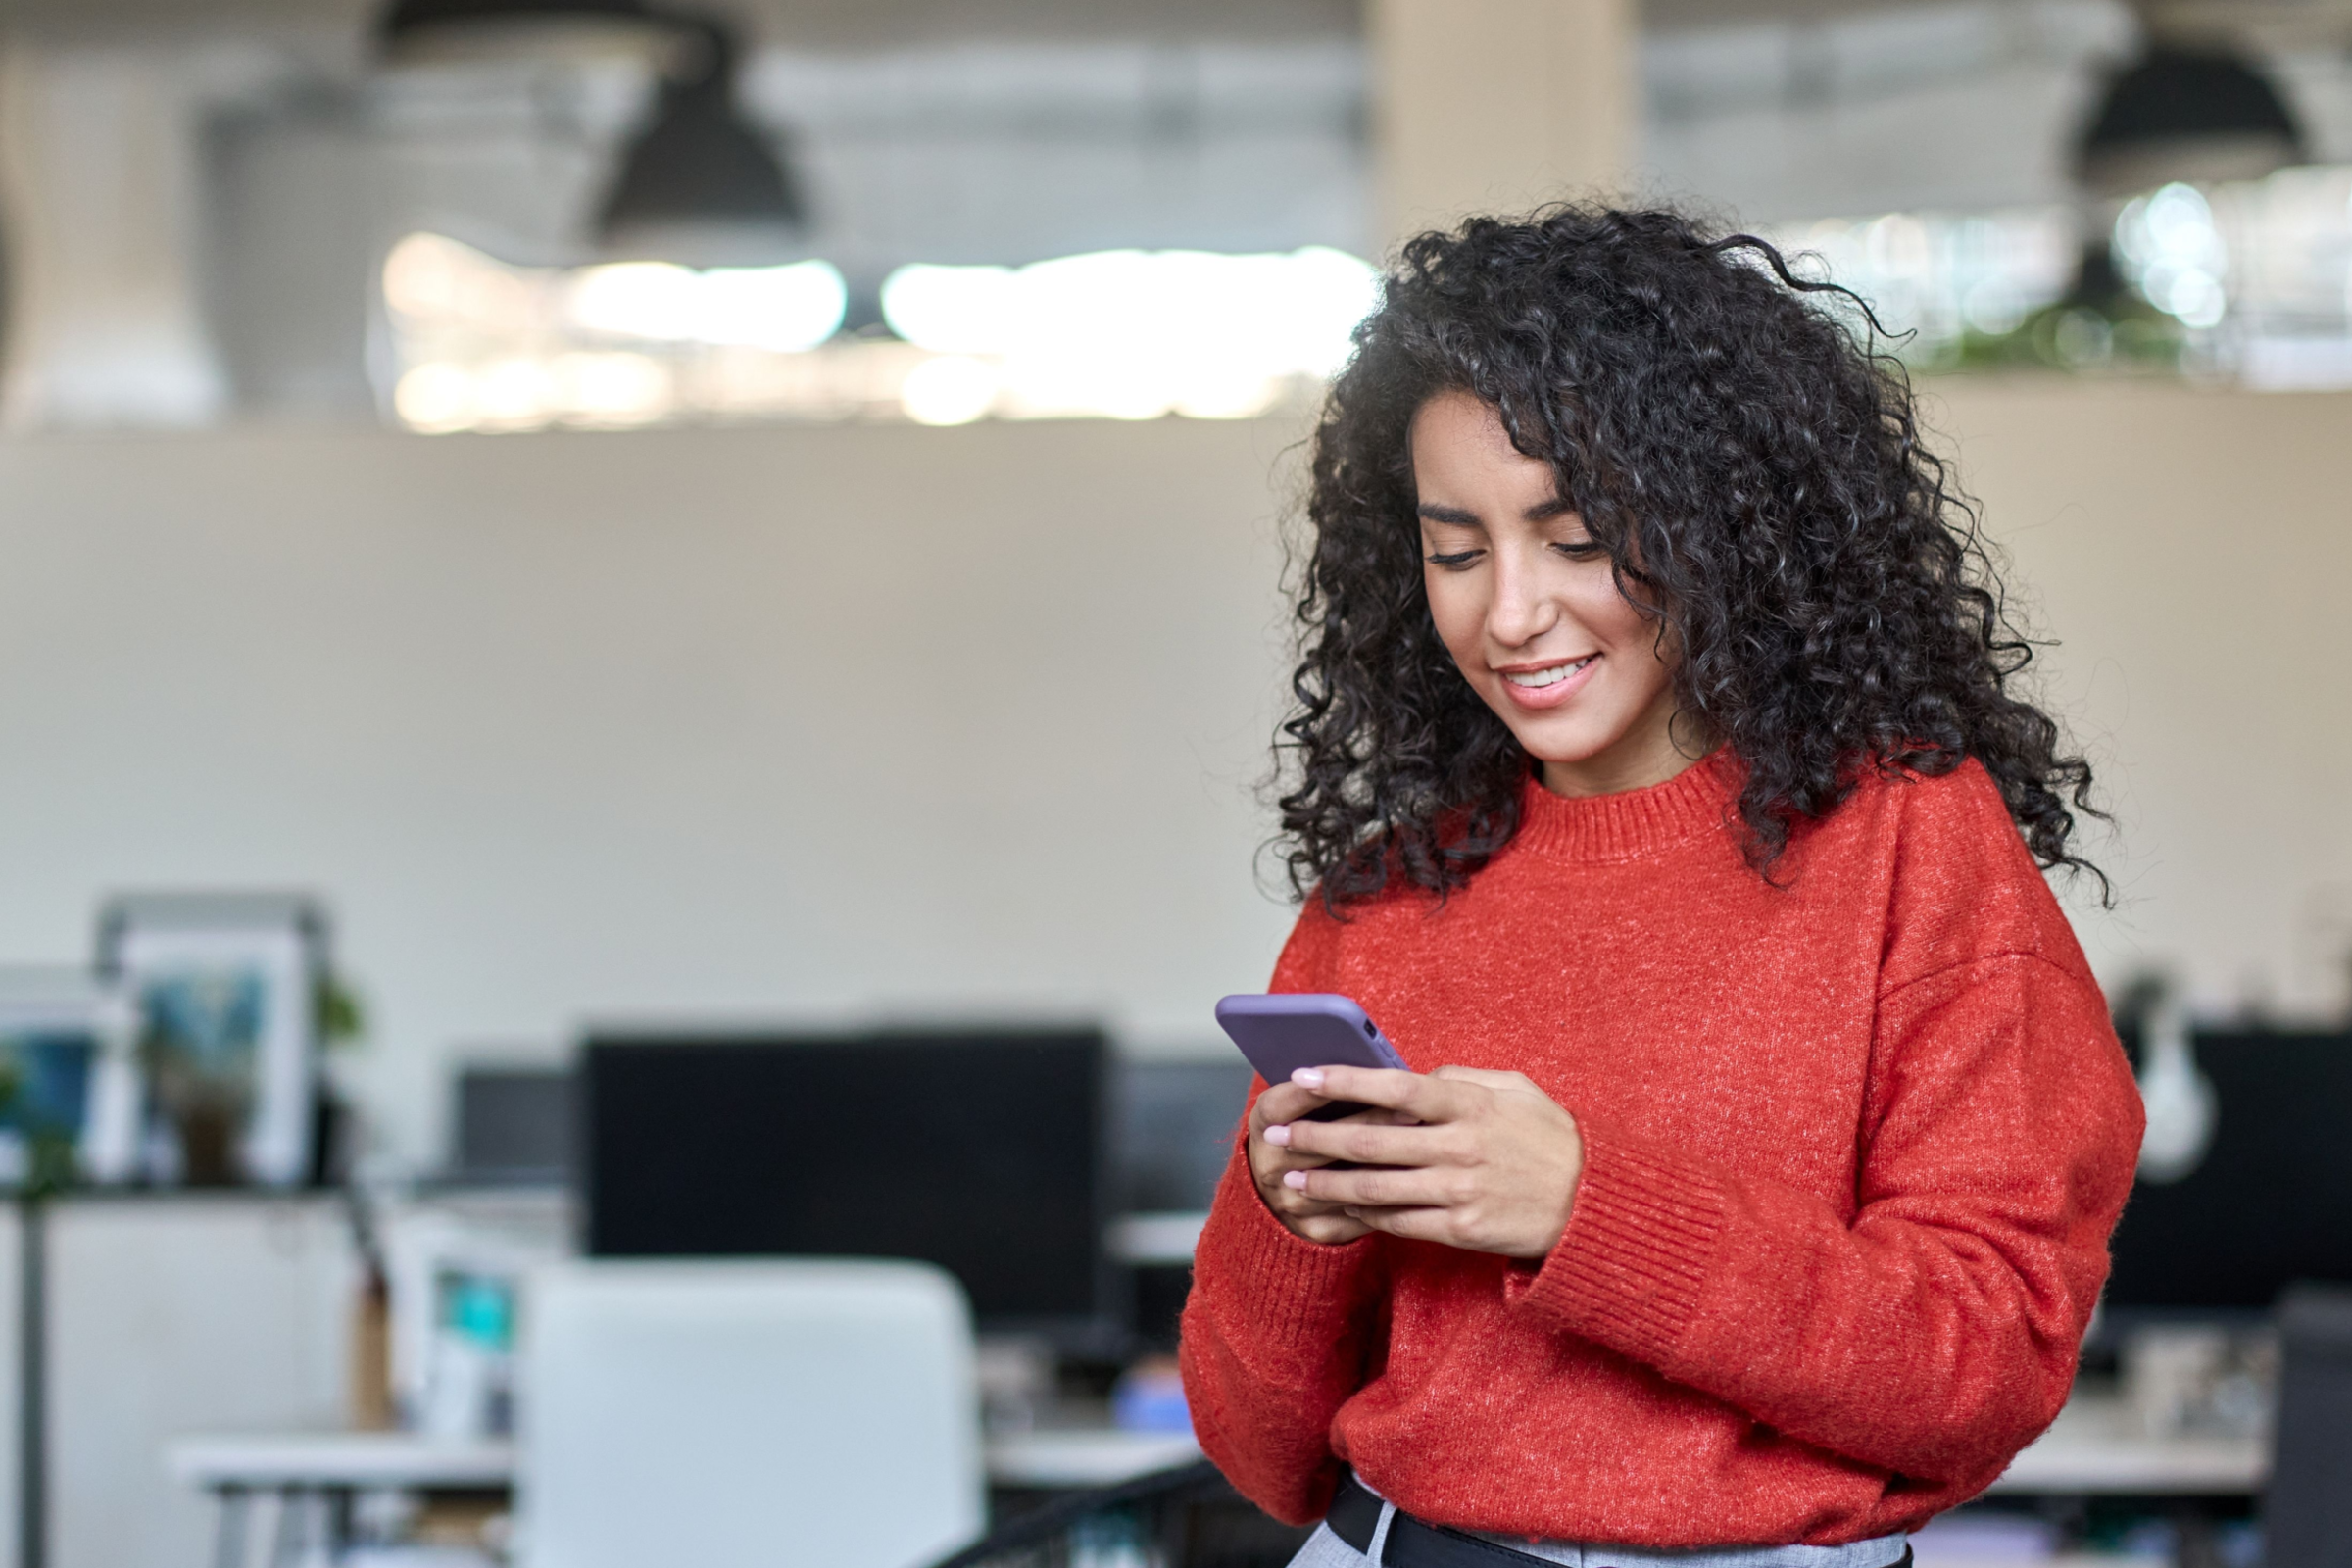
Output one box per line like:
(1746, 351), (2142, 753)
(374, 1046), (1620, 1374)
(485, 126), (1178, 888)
(0, 417), (1305, 1166)
(1929, 376), (2352, 1019)
(0, 384), (2344, 1164)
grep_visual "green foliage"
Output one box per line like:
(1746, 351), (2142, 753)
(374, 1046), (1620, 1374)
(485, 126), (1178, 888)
(316, 973), (367, 1050)
(1933, 297), (2187, 375)
(23, 1128), (77, 1199)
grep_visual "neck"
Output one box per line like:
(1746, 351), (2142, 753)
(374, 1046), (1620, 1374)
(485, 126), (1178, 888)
(1538, 706), (1707, 800)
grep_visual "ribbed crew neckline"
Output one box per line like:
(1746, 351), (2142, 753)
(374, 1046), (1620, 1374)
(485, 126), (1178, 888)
(1511, 747), (1742, 861)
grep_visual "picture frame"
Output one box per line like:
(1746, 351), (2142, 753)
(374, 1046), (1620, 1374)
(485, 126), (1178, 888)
(96, 893), (326, 1189)
(0, 966), (141, 1188)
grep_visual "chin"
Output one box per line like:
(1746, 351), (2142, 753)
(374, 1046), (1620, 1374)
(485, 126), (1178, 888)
(1505, 716), (1626, 767)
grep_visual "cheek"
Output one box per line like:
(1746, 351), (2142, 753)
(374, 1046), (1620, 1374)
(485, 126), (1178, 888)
(1422, 569), (1487, 667)
(1564, 572), (1653, 655)
(1570, 576), (1679, 706)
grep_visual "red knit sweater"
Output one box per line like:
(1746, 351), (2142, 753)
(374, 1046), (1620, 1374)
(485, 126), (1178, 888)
(1179, 752), (2142, 1546)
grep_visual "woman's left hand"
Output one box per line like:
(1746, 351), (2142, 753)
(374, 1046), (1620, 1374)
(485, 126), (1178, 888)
(1262, 1064), (1585, 1259)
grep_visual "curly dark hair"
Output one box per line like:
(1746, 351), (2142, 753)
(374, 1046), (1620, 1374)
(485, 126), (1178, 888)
(1277, 204), (2102, 907)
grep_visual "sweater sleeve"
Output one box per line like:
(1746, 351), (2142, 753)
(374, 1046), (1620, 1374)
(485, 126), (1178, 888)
(1179, 1139), (1386, 1524)
(1511, 949), (2142, 1488)
(1177, 911), (1388, 1527)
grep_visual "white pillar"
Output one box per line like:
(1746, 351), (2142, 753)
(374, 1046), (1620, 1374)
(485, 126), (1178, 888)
(0, 46), (228, 429)
(1368, 0), (1637, 251)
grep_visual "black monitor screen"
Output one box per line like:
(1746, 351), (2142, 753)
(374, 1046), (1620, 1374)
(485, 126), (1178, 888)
(2106, 1029), (2352, 1311)
(582, 1030), (1105, 1322)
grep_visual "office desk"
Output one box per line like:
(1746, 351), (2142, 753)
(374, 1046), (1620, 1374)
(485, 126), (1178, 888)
(1983, 1392), (2265, 1495)
(170, 1432), (514, 1493)
(169, 1435), (510, 1568)
(174, 1398), (2256, 1500)
(170, 1424), (1205, 1565)
(169, 1425), (1201, 1494)
(170, 1396), (2254, 1566)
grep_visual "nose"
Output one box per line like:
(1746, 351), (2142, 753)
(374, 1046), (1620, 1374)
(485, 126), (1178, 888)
(1486, 544), (1559, 649)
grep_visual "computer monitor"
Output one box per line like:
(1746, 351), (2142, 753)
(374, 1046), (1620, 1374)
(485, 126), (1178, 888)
(581, 1029), (1107, 1327)
(1110, 1059), (1253, 1212)
(452, 1066), (575, 1184)
(2104, 1028), (2352, 1314)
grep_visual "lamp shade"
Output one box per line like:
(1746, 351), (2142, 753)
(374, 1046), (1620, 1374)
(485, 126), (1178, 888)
(596, 18), (808, 265)
(384, 0), (658, 26)
(378, 0), (670, 61)
(2075, 45), (2305, 198)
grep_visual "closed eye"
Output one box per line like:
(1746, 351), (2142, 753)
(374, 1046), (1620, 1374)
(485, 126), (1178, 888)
(1425, 549), (1483, 569)
(1552, 539), (1606, 561)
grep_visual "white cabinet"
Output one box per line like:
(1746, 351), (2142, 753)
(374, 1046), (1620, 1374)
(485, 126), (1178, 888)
(46, 1197), (356, 1568)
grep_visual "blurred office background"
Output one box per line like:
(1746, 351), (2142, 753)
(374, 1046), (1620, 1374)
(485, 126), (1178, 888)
(0, 0), (2349, 1564)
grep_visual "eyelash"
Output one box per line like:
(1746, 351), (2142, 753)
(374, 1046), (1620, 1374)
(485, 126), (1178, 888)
(1422, 542), (1604, 570)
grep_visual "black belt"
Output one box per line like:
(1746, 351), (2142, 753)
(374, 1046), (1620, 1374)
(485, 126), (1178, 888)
(1325, 1473), (1915, 1568)
(1326, 1473), (1552, 1567)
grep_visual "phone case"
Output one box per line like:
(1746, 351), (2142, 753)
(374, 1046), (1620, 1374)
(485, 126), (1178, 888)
(1214, 993), (1408, 1119)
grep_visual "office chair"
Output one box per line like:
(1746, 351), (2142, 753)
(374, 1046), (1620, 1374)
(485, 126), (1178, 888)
(2268, 1284), (2352, 1568)
(514, 1259), (984, 1568)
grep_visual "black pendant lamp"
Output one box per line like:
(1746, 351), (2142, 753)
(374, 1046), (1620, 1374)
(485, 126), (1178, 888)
(378, 0), (670, 61)
(375, 0), (808, 266)
(595, 16), (808, 264)
(2074, 43), (2306, 198)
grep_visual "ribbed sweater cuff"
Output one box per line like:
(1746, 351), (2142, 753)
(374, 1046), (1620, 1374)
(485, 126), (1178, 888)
(1512, 1124), (1732, 1368)
(1198, 1157), (1378, 1359)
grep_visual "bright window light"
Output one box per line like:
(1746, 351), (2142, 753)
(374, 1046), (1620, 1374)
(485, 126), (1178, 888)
(878, 247), (1380, 375)
(566, 263), (704, 340)
(899, 356), (1003, 426)
(382, 231), (1376, 431)
(2116, 183), (2231, 330)
(551, 353), (674, 422)
(472, 357), (560, 427)
(878, 247), (1380, 421)
(879, 266), (1019, 357)
(698, 264), (850, 353)
(393, 362), (475, 434)
(383, 233), (541, 330)
(1761, 209), (2079, 353)
(565, 259), (847, 351)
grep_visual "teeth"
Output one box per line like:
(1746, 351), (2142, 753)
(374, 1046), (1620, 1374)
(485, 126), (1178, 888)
(1503, 656), (1593, 689)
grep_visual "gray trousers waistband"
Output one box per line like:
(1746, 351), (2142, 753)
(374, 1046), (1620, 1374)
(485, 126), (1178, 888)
(1332, 1475), (1910, 1568)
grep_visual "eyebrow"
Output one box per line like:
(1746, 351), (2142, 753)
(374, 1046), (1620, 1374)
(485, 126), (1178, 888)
(1416, 497), (1578, 526)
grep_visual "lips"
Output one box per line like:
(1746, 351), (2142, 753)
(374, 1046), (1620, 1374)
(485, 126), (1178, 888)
(1501, 655), (1594, 688)
(1494, 653), (1598, 710)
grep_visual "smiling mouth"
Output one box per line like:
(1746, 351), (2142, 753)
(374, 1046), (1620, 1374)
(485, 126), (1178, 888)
(1499, 654), (1596, 689)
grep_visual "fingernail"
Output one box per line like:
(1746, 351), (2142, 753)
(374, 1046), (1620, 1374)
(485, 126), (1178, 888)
(1264, 1124), (1291, 1146)
(1283, 1170), (1308, 1190)
(1292, 1068), (1325, 1090)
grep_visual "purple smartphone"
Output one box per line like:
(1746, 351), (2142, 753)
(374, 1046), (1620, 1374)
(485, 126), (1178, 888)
(1214, 993), (1409, 1120)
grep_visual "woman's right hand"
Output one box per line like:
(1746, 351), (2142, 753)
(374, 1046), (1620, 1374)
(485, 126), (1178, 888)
(1249, 1081), (1401, 1245)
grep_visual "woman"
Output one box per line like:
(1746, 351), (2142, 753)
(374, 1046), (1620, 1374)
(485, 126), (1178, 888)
(1178, 207), (2143, 1566)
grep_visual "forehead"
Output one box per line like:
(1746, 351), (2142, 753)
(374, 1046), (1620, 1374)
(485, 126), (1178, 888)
(1409, 391), (1559, 509)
